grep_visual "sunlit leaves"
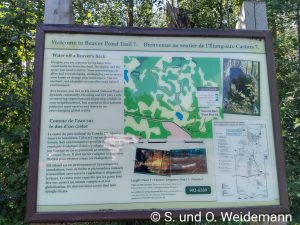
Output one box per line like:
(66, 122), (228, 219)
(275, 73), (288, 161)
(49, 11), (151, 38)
(0, 1), (44, 224)
(266, 0), (300, 220)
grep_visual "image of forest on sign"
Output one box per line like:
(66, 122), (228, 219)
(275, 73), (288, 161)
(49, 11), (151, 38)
(223, 58), (260, 115)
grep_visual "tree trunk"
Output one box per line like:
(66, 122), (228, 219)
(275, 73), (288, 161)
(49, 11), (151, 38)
(127, 0), (134, 27)
(297, 8), (300, 74)
(220, 0), (224, 28)
(271, 8), (277, 41)
(23, 5), (31, 107)
(226, 0), (230, 28)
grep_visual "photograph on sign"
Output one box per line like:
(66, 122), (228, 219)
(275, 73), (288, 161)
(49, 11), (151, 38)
(26, 26), (288, 221)
(134, 148), (171, 176)
(223, 58), (260, 115)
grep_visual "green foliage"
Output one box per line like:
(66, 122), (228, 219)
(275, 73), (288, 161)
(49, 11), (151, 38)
(177, 0), (243, 29)
(266, 0), (300, 222)
(73, 0), (165, 27)
(73, 0), (126, 26)
(0, 1), (44, 224)
(0, 0), (299, 224)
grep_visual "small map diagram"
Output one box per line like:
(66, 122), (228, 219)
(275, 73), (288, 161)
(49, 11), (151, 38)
(124, 56), (222, 139)
(213, 121), (272, 202)
(234, 124), (269, 199)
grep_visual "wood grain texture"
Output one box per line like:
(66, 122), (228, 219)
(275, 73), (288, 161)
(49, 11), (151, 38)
(236, 0), (268, 30)
(44, 0), (74, 24)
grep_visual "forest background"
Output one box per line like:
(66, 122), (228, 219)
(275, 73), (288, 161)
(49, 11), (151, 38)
(0, 0), (299, 224)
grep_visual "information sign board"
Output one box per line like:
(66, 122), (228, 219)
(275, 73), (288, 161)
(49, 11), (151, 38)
(26, 25), (289, 222)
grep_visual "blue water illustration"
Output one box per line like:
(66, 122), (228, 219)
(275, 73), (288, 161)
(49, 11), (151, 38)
(175, 112), (183, 121)
(124, 70), (129, 83)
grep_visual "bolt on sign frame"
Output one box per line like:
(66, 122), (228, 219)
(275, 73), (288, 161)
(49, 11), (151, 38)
(26, 25), (289, 223)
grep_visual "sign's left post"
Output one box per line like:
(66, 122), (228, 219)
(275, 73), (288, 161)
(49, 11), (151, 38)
(30, 1), (73, 224)
(44, 0), (74, 24)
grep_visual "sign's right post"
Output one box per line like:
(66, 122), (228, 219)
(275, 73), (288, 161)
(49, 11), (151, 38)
(237, 1), (286, 225)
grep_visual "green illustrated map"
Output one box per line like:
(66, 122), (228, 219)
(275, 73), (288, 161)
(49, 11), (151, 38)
(124, 57), (222, 139)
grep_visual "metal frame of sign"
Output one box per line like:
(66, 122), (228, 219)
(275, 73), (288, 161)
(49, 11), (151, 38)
(26, 24), (289, 223)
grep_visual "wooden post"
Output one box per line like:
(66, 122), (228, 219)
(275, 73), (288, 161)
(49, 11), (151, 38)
(44, 0), (74, 24)
(236, 0), (268, 30)
(32, 2), (74, 224)
(237, 1), (287, 225)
